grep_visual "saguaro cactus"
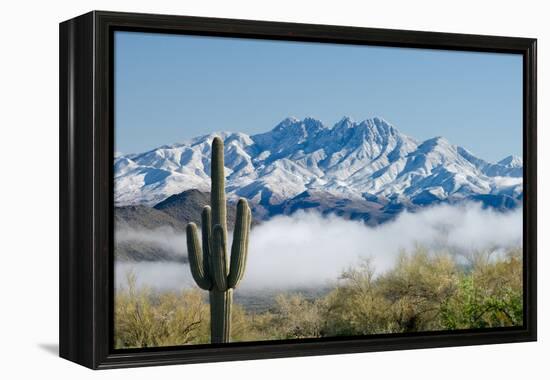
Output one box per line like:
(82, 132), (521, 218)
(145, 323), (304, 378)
(186, 137), (252, 344)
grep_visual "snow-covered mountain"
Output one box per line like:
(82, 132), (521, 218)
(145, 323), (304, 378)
(114, 117), (523, 209)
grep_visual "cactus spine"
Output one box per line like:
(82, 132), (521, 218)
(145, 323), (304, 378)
(186, 137), (251, 344)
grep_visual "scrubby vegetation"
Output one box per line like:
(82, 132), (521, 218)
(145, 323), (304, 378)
(114, 247), (523, 349)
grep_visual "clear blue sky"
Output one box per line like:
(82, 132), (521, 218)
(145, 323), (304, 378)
(114, 31), (522, 162)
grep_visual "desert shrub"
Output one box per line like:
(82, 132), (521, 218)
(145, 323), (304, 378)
(440, 248), (523, 329)
(267, 293), (325, 339)
(114, 247), (523, 348)
(114, 273), (276, 347)
(322, 259), (396, 336)
(229, 303), (278, 342)
(233, 293), (326, 341)
(322, 250), (461, 336)
(114, 272), (209, 348)
(376, 248), (459, 332)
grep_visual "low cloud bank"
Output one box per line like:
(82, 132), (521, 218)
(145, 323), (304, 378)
(116, 226), (186, 258)
(242, 203), (522, 289)
(115, 203), (522, 291)
(116, 261), (195, 291)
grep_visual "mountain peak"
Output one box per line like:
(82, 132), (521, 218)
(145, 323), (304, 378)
(302, 116), (326, 129)
(272, 116), (326, 132)
(334, 116), (355, 128)
(498, 155), (522, 168)
(421, 136), (451, 147)
(114, 116), (522, 207)
(253, 116), (326, 152)
(273, 116), (300, 130)
(340, 115), (355, 122)
(358, 117), (400, 136)
(372, 116), (388, 123)
(371, 116), (393, 128)
(414, 136), (455, 158)
(332, 116), (401, 135)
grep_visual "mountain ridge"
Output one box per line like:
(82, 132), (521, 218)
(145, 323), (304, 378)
(115, 117), (523, 207)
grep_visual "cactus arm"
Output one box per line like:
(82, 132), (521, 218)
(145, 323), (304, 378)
(186, 223), (212, 290)
(211, 137), (227, 234)
(246, 207), (252, 252)
(211, 224), (228, 291)
(227, 199), (251, 288)
(247, 203), (252, 229)
(201, 205), (212, 275)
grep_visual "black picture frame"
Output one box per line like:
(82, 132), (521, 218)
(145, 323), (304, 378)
(59, 10), (537, 369)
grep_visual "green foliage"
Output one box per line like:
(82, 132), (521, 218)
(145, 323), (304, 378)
(376, 249), (459, 332)
(186, 136), (252, 343)
(114, 246), (523, 348)
(440, 249), (523, 329)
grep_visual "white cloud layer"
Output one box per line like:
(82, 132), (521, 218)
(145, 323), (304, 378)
(116, 203), (522, 291)
(242, 203), (522, 289)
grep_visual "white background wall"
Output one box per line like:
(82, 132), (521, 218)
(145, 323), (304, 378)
(0, 0), (547, 377)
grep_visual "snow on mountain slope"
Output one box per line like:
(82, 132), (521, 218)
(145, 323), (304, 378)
(114, 117), (523, 207)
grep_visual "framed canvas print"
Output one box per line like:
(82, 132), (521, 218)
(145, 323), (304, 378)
(59, 11), (537, 369)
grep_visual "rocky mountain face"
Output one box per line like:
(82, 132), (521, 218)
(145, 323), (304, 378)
(115, 116), (522, 212)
